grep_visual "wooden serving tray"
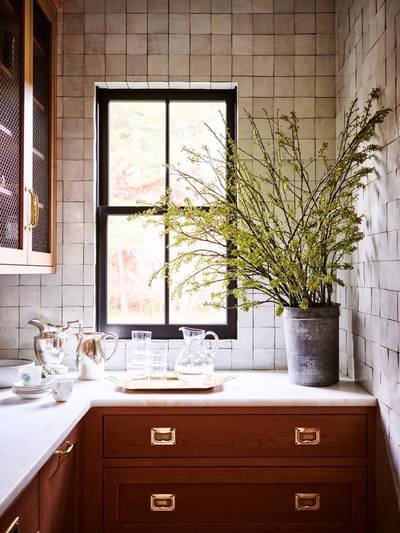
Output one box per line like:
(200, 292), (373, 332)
(112, 375), (232, 391)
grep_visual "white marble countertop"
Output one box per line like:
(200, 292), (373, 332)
(0, 370), (375, 516)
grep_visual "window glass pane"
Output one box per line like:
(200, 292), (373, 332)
(170, 101), (227, 205)
(107, 215), (165, 324)
(169, 232), (227, 325)
(109, 101), (165, 206)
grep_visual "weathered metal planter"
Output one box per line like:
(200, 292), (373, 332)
(282, 304), (340, 387)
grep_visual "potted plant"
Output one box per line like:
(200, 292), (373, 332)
(145, 89), (390, 386)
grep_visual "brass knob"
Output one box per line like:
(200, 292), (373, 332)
(295, 493), (320, 511)
(295, 427), (320, 445)
(150, 494), (175, 512)
(151, 427), (176, 446)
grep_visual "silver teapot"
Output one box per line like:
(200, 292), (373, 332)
(29, 317), (82, 368)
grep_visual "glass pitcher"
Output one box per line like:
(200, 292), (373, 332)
(175, 327), (219, 384)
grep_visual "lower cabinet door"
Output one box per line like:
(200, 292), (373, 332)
(0, 477), (39, 533)
(103, 466), (366, 533)
(39, 426), (81, 533)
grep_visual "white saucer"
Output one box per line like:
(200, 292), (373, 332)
(12, 388), (51, 399)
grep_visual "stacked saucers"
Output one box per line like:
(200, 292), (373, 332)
(12, 378), (52, 399)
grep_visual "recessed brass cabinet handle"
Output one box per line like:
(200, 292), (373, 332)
(295, 493), (320, 511)
(54, 440), (74, 456)
(150, 494), (175, 512)
(151, 427), (176, 446)
(4, 516), (19, 533)
(295, 427), (320, 445)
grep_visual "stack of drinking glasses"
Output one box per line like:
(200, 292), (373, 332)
(127, 331), (168, 380)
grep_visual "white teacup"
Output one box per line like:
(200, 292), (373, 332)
(52, 379), (73, 402)
(18, 365), (42, 386)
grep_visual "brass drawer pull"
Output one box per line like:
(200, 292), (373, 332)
(151, 427), (176, 446)
(150, 493), (175, 512)
(295, 427), (320, 445)
(54, 440), (74, 456)
(5, 516), (19, 533)
(295, 493), (320, 511)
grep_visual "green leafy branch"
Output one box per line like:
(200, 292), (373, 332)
(137, 89), (390, 315)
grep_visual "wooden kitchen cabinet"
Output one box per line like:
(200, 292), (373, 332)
(39, 424), (81, 533)
(0, 477), (39, 533)
(0, 405), (376, 533)
(0, 0), (58, 273)
(83, 406), (376, 533)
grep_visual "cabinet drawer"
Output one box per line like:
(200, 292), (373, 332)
(103, 466), (366, 532)
(103, 414), (367, 458)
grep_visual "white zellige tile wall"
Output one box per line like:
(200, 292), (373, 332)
(0, 0), (335, 371)
(336, 0), (400, 530)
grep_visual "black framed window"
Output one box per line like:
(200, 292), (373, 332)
(96, 88), (237, 339)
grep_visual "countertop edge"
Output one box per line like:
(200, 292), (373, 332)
(90, 398), (377, 407)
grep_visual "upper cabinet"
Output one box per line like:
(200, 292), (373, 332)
(0, 0), (25, 267)
(0, 0), (58, 274)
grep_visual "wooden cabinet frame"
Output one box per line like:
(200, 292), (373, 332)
(0, 0), (58, 274)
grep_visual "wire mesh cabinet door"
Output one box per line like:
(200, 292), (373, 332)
(0, 0), (58, 273)
(29, 0), (57, 268)
(0, 0), (29, 266)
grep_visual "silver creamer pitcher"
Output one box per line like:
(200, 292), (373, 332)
(76, 331), (118, 380)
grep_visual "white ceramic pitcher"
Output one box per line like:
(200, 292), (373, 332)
(76, 331), (118, 380)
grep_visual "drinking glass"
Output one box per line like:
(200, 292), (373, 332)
(127, 330), (152, 379)
(148, 340), (168, 379)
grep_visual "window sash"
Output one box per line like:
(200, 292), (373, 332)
(96, 88), (237, 339)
